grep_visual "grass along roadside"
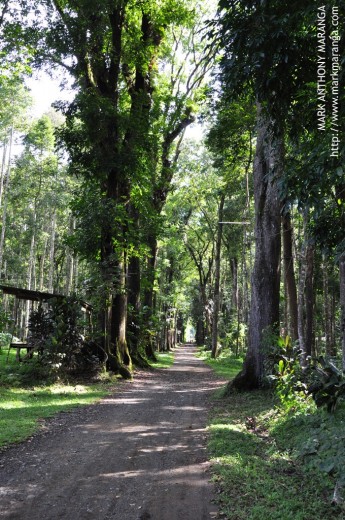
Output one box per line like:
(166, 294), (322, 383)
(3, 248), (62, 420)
(150, 348), (175, 369)
(197, 347), (344, 519)
(0, 349), (114, 449)
(0, 345), (175, 449)
(0, 383), (109, 449)
(196, 347), (243, 381)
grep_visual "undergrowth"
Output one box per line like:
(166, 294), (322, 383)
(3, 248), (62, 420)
(150, 349), (175, 369)
(196, 346), (243, 380)
(201, 349), (345, 519)
(0, 349), (111, 449)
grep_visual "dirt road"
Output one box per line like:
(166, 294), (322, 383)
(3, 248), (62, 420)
(0, 345), (223, 519)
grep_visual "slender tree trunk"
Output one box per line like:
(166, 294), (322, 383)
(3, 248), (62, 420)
(230, 104), (282, 391)
(65, 217), (76, 295)
(142, 234), (158, 360)
(305, 243), (314, 358)
(48, 212), (56, 292)
(38, 236), (48, 290)
(211, 193), (225, 358)
(297, 213), (309, 366)
(323, 257), (334, 356)
(282, 212), (299, 341)
(0, 131), (13, 277)
(340, 257), (345, 371)
(72, 255), (79, 293)
(0, 142), (8, 208)
(230, 257), (240, 355)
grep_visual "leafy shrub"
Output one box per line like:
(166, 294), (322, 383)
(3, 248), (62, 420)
(27, 297), (96, 374)
(266, 335), (308, 410)
(0, 332), (12, 350)
(308, 357), (345, 413)
(43, 296), (84, 370)
(0, 308), (11, 330)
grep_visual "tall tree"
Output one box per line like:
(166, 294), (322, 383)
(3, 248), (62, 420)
(215, 0), (317, 389)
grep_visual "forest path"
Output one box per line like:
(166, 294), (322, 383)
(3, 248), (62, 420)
(0, 345), (223, 519)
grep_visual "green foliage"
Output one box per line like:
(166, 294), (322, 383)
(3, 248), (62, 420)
(150, 350), (175, 369)
(27, 297), (85, 374)
(0, 74), (32, 138)
(209, 390), (336, 519)
(265, 335), (307, 411)
(269, 402), (345, 507)
(0, 331), (11, 346)
(296, 412), (345, 491)
(197, 347), (243, 381)
(308, 357), (345, 413)
(214, 1), (317, 116)
(0, 307), (11, 331)
(0, 381), (109, 448)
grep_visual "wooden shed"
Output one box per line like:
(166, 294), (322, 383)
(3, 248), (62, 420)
(0, 285), (92, 361)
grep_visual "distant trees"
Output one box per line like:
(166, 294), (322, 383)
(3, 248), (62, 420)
(215, 0), (344, 388)
(0, 0), (216, 375)
(0, 0), (343, 386)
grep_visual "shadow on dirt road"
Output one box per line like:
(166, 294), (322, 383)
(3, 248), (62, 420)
(0, 344), (224, 519)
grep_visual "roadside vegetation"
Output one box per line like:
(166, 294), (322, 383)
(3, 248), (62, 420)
(198, 347), (345, 519)
(0, 346), (173, 450)
(0, 349), (111, 449)
(150, 350), (175, 370)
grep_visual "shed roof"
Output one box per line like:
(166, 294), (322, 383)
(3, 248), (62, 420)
(0, 285), (92, 312)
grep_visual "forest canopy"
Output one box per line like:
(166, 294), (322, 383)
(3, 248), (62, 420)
(0, 0), (344, 390)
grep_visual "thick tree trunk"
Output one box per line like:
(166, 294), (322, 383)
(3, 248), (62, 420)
(211, 193), (225, 358)
(101, 174), (132, 378)
(195, 315), (204, 345)
(229, 104), (282, 391)
(107, 256), (132, 378)
(282, 212), (299, 341)
(128, 253), (149, 367)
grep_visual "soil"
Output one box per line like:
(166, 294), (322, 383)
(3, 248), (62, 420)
(0, 344), (224, 519)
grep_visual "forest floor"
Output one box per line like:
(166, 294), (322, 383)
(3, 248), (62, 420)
(0, 344), (224, 520)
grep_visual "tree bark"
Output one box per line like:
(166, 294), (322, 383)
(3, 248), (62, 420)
(128, 252), (150, 367)
(229, 104), (282, 391)
(297, 213), (309, 366)
(142, 234), (158, 360)
(0, 129), (13, 278)
(340, 257), (345, 371)
(230, 257), (241, 356)
(211, 193), (225, 358)
(47, 211), (56, 292)
(282, 212), (299, 341)
(323, 257), (334, 356)
(305, 243), (314, 358)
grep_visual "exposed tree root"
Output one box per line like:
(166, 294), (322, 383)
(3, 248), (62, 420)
(224, 364), (261, 395)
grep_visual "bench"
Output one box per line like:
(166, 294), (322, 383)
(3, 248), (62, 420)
(8, 342), (34, 362)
